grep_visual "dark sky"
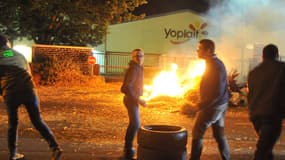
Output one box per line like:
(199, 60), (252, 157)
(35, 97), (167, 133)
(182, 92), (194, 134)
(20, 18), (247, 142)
(134, 0), (219, 16)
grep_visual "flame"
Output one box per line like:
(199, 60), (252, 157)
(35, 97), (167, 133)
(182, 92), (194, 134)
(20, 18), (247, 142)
(143, 60), (205, 101)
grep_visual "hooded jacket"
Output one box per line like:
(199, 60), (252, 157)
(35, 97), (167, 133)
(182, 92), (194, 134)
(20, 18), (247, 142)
(121, 60), (144, 103)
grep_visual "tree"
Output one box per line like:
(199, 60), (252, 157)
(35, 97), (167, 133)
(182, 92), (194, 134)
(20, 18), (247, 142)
(0, 0), (22, 42)
(0, 0), (147, 46)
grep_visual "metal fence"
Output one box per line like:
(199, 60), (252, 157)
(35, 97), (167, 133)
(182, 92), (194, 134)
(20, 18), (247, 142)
(92, 52), (204, 78)
(92, 51), (258, 84)
(93, 52), (162, 75)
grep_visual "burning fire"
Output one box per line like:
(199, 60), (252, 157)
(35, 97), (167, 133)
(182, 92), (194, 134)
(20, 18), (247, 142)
(143, 60), (206, 101)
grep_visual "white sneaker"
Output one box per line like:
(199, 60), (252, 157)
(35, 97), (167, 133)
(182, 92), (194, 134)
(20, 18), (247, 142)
(10, 153), (24, 160)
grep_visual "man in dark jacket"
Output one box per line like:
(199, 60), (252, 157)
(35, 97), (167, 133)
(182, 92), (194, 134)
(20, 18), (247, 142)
(190, 39), (230, 160)
(0, 34), (62, 160)
(248, 44), (285, 160)
(121, 48), (146, 160)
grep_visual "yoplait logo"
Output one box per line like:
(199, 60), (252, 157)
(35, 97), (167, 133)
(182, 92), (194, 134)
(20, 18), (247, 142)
(164, 22), (208, 44)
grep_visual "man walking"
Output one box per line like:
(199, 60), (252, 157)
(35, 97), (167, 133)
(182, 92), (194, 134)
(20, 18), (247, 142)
(248, 44), (285, 160)
(190, 39), (230, 160)
(0, 34), (62, 160)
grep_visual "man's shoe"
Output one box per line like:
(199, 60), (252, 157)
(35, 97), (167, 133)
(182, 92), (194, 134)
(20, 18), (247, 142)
(10, 153), (24, 160)
(124, 148), (136, 160)
(52, 147), (63, 160)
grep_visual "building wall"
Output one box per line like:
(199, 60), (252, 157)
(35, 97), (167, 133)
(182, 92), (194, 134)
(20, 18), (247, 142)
(95, 10), (213, 75)
(99, 10), (210, 56)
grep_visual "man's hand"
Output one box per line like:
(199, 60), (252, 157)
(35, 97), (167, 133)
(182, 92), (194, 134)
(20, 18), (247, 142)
(194, 102), (203, 112)
(138, 99), (147, 107)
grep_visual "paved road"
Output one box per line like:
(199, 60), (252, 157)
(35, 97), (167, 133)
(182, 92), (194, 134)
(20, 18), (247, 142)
(1, 137), (285, 160)
(0, 137), (124, 160)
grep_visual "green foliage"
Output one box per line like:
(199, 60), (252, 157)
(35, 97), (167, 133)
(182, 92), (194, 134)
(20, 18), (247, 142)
(227, 69), (248, 107)
(32, 55), (76, 85)
(0, 0), (22, 41)
(0, 0), (147, 46)
(32, 55), (61, 85)
(228, 69), (240, 93)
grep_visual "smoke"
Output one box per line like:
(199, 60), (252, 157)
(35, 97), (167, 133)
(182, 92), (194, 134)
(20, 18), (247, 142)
(204, 0), (285, 80)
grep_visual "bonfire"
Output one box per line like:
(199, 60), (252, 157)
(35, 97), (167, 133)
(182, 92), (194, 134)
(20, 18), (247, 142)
(142, 60), (205, 114)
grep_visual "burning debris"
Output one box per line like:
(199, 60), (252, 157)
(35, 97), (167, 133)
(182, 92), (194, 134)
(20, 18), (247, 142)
(142, 62), (248, 115)
(141, 60), (205, 116)
(142, 60), (205, 101)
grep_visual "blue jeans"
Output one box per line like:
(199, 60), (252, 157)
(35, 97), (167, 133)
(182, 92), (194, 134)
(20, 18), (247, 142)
(251, 118), (282, 160)
(190, 103), (230, 160)
(123, 96), (140, 150)
(4, 89), (59, 156)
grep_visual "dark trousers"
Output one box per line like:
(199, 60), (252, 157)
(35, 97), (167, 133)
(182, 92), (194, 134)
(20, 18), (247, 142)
(4, 89), (59, 156)
(123, 96), (140, 151)
(190, 103), (230, 160)
(251, 118), (282, 160)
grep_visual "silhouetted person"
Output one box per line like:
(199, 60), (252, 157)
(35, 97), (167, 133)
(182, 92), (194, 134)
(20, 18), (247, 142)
(121, 48), (147, 160)
(0, 34), (62, 160)
(248, 44), (285, 160)
(190, 39), (230, 160)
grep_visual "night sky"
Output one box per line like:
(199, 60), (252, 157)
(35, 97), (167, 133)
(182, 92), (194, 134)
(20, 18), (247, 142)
(134, 0), (222, 16)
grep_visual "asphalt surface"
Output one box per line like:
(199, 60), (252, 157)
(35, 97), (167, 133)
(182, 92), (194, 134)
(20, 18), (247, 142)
(0, 137), (123, 160)
(1, 136), (285, 160)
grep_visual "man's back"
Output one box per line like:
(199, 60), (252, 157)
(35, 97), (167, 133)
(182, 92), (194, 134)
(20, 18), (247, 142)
(0, 65), (34, 96)
(0, 47), (29, 71)
(0, 48), (34, 96)
(248, 60), (285, 119)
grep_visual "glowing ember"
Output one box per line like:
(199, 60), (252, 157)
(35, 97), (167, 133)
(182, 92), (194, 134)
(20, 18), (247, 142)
(143, 60), (205, 101)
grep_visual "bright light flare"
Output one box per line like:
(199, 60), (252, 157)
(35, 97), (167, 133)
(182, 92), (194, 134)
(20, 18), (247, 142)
(143, 60), (205, 101)
(188, 60), (206, 78)
(13, 45), (32, 62)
